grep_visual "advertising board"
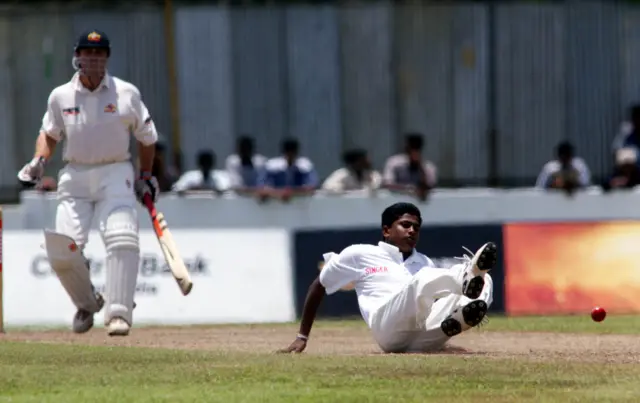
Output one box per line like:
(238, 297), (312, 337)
(504, 221), (640, 315)
(3, 229), (295, 327)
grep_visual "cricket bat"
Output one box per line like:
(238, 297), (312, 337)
(143, 194), (193, 296)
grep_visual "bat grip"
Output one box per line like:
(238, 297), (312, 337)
(142, 194), (156, 216)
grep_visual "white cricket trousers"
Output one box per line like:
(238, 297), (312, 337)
(369, 265), (493, 353)
(55, 162), (137, 247)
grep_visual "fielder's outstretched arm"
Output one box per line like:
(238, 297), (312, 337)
(277, 276), (326, 353)
(278, 247), (360, 354)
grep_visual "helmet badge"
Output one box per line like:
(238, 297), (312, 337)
(87, 32), (101, 42)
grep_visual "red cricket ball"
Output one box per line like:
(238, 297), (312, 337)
(591, 306), (606, 322)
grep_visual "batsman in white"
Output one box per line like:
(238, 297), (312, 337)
(280, 202), (496, 353)
(17, 30), (159, 336)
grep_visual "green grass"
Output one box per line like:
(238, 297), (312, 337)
(5, 313), (632, 334)
(0, 315), (639, 402)
(296, 313), (640, 334)
(479, 313), (640, 334)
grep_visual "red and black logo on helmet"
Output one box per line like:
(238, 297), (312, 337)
(74, 30), (111, 57)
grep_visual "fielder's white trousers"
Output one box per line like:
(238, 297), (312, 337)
(55, 162), (136, 248)
(369, 265), (493, 353)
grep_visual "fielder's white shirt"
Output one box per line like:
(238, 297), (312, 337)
(319, 242), (435, 326)
(41, 72), (158, 165)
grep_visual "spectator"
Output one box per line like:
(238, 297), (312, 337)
(382, 133), (437, 201)
(535, 141), (591, 193)
(322, 149), (382, 193)
(152, 142), (179, 192)
(258, 138), (317, 202)
(172, 150), (231, 193)
(612, 104), (640, 163)
(602, 147), (640, 192)
(225, 135), (267, 191)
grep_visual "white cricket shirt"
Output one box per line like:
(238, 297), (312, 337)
(319, 241), (435, 326)
(41, 72), (158, 165)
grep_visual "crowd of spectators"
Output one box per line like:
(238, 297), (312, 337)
(157, 132), (438, 202)
(535, 104), (640, 196)
(33, 103), (640, 201)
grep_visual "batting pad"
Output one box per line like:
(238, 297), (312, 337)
(104, 250), (139, 325)
(44, 229), (101, 312)
(101, 207), (140, 325)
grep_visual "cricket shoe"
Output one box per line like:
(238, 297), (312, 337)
(72, 292), (105, 334)
(440, 300), (488, 337)
(458, 242), (497, 299)
(107, 317), (131, 337)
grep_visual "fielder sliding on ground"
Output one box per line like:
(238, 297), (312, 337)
(17, 30), (159, 336)
(280, 202), (496, 353)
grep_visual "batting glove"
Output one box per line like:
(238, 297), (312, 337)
(17, 157), (45, 187)
(134, 171), (160, 204)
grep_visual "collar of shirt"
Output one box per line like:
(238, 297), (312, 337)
(71, 71), (112, 93)
(377, 241), (422, 264)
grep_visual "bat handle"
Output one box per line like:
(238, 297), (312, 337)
(142, 194), (156, 216)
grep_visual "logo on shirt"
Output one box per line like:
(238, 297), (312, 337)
(318, 261), (355, 291)
(88, 32), (101, 42)
(62, 107), (80, 116)
(104, 103), (117, 113)
(365, 266), (388, 275)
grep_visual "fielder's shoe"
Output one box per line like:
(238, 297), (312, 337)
(107, 317), (131, 337)
(458, 242), (497, 299)
(72, 292), (105, 334)
(440, 300), (488, 337)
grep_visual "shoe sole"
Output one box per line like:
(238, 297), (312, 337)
(108, 330), (130, 337)
(107, 323), (131, 337)
(441, 300), (488, 337)
(464, 242), (498, 299)
(476, 242), (498, 271)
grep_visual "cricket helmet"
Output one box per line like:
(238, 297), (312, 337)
(74, 30), (111, 57)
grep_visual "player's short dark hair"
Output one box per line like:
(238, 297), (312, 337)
(405, 133), (424, 151)
(381, 202), (422, 228)
(556, 141), (574, 157)
(282, 138), (299, 154)
(197, 150), (215, 166)
(238, 135), (254, 152)
(342, 149), (366, 165)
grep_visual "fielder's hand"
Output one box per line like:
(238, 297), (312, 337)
(277, 337), (307, 354)
(17, 157), (45, 188)
(134, 172), (160, 204)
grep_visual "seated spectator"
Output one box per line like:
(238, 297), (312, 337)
(535, 141), (590, 193)
(612, 104), (640, 164)
(172, 150), (231, 194)
(258, 138), (317, 202)
(382, 133), (437, 201)
(152, 141), (179, 192)
(602, 147), (640, 192)
(322, 149), (382, 193)
(225, 135), (267, 192)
